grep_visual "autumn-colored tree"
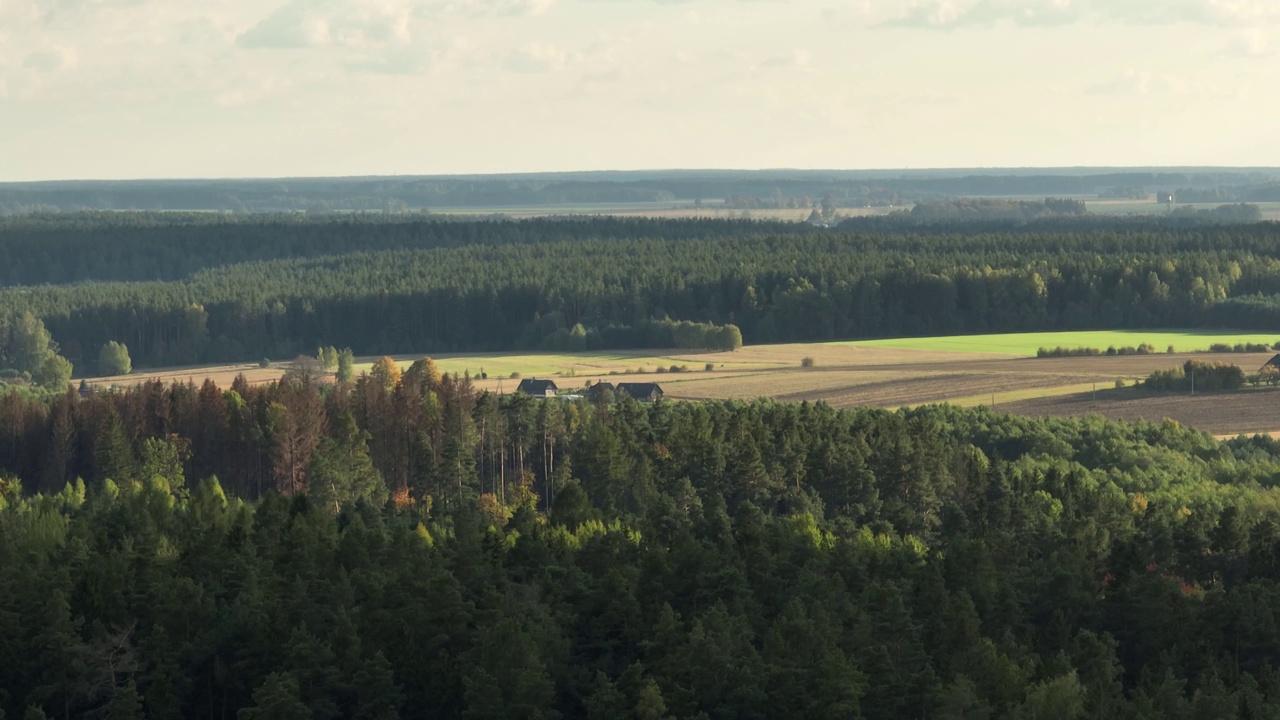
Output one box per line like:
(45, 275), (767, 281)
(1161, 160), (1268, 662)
(370, 357), (401, 392)
(404, 357), (442, 392)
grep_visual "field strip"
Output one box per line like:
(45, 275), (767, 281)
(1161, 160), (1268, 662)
(835, 329), (1280, 357)
(919, 382), (1110, 409)
(1215, 431), (1280, 440)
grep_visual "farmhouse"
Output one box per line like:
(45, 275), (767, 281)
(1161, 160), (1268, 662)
(1260, 355), (1280, 374)
(516, 378), (558, 397)
(616, 382), (664, 402)
(585, 381), (615, 401)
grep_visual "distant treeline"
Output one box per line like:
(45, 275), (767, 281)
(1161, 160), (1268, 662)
(902, 198), (1088, 222)
(531, 318), (743, 353)
(6, 216), (1280, 368)
(1167, 203), (1263, 223)
(1037, 342), (1276, 358)
(1037, 344), (1158, 357)
(843, 199), (1264, 228)
(1176, 184), (1280, 203)
(4, 168), (1279, 213)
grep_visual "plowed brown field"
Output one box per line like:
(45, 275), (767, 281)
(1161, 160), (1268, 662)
(1003, 388), (1280, 437)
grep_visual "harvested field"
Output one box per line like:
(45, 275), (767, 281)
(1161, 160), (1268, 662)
(83, 343), (1280, 438)
(90, 363), (284, 389)
(1003, 388), (1280, 437)
(664, 353), (1275, 409)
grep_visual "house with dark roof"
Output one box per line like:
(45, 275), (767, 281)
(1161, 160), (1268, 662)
(516, 378), (558, 397)
(586, 381), (615, 401)
(615, 382), (664, 402)
(1260, 354), (1280, 374)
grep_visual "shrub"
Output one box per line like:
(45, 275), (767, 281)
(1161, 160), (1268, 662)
(801, 357), (816, 368)
(1145, 360), (1245, 392)
(705, 363), (715, 372)
(1114, 379), (1125, 389)
(1037, 346), (1102, 358)
(1206, 342), (1271, 353)
(259, 358), (271, 369)
(509, 371), (521, 379)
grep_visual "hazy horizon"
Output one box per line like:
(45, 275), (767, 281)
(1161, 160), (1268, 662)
(4, 0), (1279, 182)
(8, 165), (1280, 186)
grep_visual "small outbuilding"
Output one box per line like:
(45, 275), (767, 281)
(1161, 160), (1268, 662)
(516, 378), (559, 397)
(616, 382), (664, 402)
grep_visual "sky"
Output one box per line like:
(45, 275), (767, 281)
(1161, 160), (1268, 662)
(1, 0), (1279, 181)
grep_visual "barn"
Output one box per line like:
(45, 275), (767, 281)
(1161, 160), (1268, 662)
(615, 382), (664, 402)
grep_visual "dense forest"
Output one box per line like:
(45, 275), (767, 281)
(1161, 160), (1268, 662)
(6, 367), (1280, 717)
(2, 215), (1280, 369)
(7, 206), (1280, 718)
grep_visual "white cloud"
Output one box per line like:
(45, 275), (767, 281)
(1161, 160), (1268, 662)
(1222, 29), (1274, 57)
(1085, 69), (1198, 97)
(758, 49), (812, 69)
(237, 0), (417, 49)
(503, 43), (572, 73)
(23, 48), (77, 72)
(1086, 69), (1154, 96)
(880, 0), (1280, 29)
(343, 45), (448, 74)
(467, 0), (556, 15)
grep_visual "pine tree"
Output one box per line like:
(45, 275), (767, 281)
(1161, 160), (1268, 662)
(309, 413), (387, 513)
(94, 409), (136, 484)
(238, 673), (311, 720)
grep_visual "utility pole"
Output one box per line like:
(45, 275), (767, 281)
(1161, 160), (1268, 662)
(1191, 367), (1195, 396)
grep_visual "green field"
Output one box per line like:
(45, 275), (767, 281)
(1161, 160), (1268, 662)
(346, 329), (1280, 380)
(840, 329), (1280, 356)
